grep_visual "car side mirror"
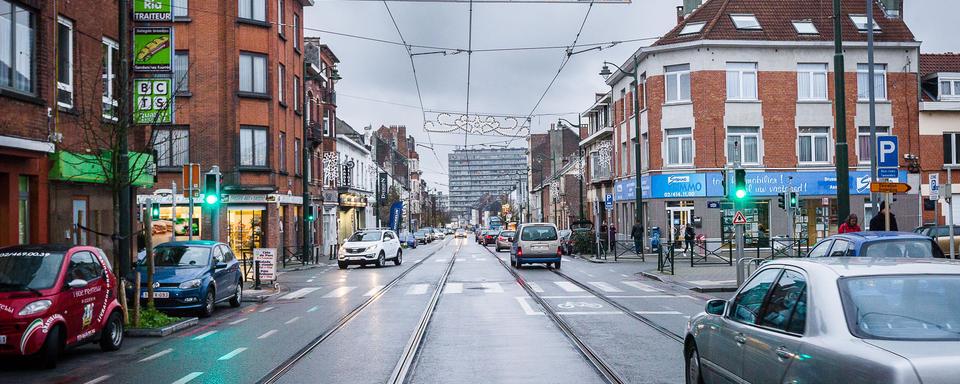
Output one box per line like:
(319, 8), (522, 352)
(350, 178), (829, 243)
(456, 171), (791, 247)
(67, 279), (88, 289)
(215, 262), (228, 269)
(705, 299), (727, 316)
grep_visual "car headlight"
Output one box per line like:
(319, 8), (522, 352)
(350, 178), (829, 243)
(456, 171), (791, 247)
(365, 245), (379, 253)
(18, 300), (52, 316)
(179, 279), (202, 289)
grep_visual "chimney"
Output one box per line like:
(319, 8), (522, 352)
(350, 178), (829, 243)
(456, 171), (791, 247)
(880, 0), (901, 18)
(676, 6), (684, 24)
(682, 0), (702, 16)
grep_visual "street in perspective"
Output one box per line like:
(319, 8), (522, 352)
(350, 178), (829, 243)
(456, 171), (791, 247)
(2, 0), (960, 383)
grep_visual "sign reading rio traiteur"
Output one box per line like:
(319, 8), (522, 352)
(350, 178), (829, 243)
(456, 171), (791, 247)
(134, 0), (172, 22)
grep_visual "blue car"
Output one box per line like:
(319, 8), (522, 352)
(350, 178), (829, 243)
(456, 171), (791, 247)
(134, 241), (243, 317)
(399, 231), (417, 249)
(806, 231), (946, 258)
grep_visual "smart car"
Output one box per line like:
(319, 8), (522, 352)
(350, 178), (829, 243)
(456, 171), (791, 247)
(0, 244), (124, 368)
(134, 241), (243, 318)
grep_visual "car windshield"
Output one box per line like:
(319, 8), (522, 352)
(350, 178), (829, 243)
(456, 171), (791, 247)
(860, 239), (943, 258)
(521, 226), (558, 241)
(154, 246), (210, 267)
(0, 250), (66, 291)
(840, 275), (960, 341)
(349, 231), (382, 242)
(414, 231), (427, 236)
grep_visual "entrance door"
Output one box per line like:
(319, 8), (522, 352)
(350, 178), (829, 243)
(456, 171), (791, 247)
(72, 199), (88, 245)
(227, 208), (265, 261)
(666, 201), (695, 245)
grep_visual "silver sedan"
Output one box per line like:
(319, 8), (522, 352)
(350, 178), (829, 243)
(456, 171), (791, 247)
(684, 258), (960, 384)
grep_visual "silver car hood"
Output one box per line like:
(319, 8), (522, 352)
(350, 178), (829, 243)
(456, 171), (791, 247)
(864, 339), (960, 384)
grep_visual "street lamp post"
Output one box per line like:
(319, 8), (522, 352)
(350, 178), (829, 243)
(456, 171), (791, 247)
(600, 55), (644, 251)
(302, 60), (314, 264)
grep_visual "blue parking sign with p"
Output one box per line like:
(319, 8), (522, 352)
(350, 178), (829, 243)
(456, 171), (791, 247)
(877, 136), (898, 168)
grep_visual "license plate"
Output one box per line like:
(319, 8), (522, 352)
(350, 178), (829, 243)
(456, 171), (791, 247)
(533, 246), (547, 251)
(0, 335), (6, 344)
(142, 291), (170, 299)
(350, 257), (364, 261)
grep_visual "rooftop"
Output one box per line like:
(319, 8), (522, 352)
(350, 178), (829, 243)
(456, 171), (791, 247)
(920, 53), (960, 78)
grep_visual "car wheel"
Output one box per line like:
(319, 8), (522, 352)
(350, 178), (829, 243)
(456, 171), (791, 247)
(36, 325), (62, 369)
(376, 252), (385, 268)
(686, 345), (703, 384)
(394, 250), (402, 265)
(99, 311), (124, 351)
(554, 261), (561, 269)
(338, 261), (347, 270)
(198, 289), (215, 318)
(229, 280), (243, 308)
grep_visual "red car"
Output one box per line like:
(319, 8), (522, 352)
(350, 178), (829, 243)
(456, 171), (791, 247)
(0, 245), (124, 368)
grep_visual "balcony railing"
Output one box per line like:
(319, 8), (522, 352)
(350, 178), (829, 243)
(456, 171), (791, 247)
(306, 121), (323, 143)
(320, 90), (336, 105)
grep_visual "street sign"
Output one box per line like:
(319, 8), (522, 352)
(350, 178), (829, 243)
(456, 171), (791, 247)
(133, 0), (172, 21)
(877, 136), (899, 168)
(870, 182), (911, 194)
(253, 248), (277, 281)
(134, 78), (173, 124)
(821, 197), (830, 206)
(878, 168), (899, 179)
(133, 27), (173, 73)
(732, 211), (747, 225)
(930, 174), (941, 201)
(707, 201), (721, 209)
(604, 194), (613, 210)
(182, 164), (200, 198)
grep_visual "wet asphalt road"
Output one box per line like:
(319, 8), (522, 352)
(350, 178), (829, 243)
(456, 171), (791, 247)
(3, 237), (713, 384)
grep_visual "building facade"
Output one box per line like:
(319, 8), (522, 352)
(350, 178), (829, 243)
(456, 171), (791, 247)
(604, 0), (920, 245)
(581, 92), (615, 233)
(333, 119), (375, 243)
(917, 53), (960, 225)
(448, 148), (527, 222)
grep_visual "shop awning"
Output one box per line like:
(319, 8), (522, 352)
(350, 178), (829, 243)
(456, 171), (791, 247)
(48, 150), (155, 188)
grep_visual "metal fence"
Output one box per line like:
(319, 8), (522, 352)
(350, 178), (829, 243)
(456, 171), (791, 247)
(676, 237), (813, 268)
(657, 245), (674, 275)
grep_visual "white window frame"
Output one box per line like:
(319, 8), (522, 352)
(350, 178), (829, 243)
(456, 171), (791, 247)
(238, 0), (266, 22)
(798, 127), (831, 165)
(173, 0), (189, 18)
(1, 1), (37, 95)
(293, 13), (300, 50)
(239, 52), (267, 94)
(279, 132), (286, 172)
(857, 63), (887, 101)
(665, 128), (694, 166)
(944, 132), (960, 166)
(792, 20), (818, 34)
(57, 16), (74, 108)
(102, 38), (119, 120)
(277, 0), (285, 36)
(293, 75), (300, 111)
(939, 78), (960, 100)
(849, 15), (881, 32)
(857, 126), (891, 164)
(239, 126), (268, 167)
(278, 63), (286, 104)
(797, 63), (828, 101)
(173, 51), (189, 94)
(153, 127), (190, 167)
(665, 64), (691, 103)
(730, 14), (761, 30)
(726, 62), (757, 101)
(726, 127), (761, 165)
(679, 22), (705, 35)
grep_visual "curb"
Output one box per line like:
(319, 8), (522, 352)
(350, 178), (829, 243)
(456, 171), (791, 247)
(126, 317), (198, 337)
(639, 270), (738, 293)
(242, 282), (284, 303)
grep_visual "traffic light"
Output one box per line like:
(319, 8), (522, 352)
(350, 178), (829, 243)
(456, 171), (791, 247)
(734, 169), (747, 199)
(203, 172), (220, 206)
(777, 193), (786, 210)
(720, 170), (728, 197)
(788, 191), (799, 209)
(150, 202), (160, 220)
(306, 205), (316, 221)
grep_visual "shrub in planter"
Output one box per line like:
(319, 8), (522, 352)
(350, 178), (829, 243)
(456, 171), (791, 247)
(572, 231), (597, 255)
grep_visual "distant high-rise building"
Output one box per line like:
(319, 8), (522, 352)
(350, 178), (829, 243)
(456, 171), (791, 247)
(448, 148), (527, 220)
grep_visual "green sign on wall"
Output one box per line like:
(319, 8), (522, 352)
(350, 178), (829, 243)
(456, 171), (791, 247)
(134, 78), (173, 124)
(134, 27), (172, 73)
(133, 0), (172, 21)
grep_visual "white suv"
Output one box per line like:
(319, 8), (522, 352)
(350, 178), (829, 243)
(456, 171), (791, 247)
(338, 229), (402, 269)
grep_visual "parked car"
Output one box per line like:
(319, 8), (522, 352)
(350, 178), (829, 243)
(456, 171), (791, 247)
(338, 229), (402, 269)
(913, 225), (960, 254)
(558, 229), (574, 255)
(684, 257), (960, 384)
(510, 223), (562, 268)
(434, 228), (446, 240)
(399, 230), (417, 249)
(0, 244), (125, 368)
(135, 241), (243, 318)
(414, 230), (431, 244)
(495, 230), (516, 252)
(455, 229), (466, 238)
(805, 232), (945, 258)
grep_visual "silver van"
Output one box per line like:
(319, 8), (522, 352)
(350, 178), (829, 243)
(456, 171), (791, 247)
(509, 223), (562, 268)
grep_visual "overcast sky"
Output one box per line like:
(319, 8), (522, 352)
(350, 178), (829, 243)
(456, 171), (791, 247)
(304, 0), (955, 194)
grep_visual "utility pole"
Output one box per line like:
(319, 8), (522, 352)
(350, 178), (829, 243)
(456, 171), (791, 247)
(302, 61), (313, 263)
(867, 0), (880, 219)
(833, 0), (851, 223)
(117, 0), (132, 280)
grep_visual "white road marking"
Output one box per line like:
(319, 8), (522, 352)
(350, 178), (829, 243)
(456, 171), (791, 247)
(622, 281), (658, 292)
(476, 258), (487, 261)
(362, 285), (385, 296)
(139, 348), (173, 362)
(406, 284), (430, 295)
(285, 316), (300, 324)
(554, 281), (585, 292)
(435, 258), (447, 262)
(588, 281), (624, 293)
(217, 347), (247, 360)
(307, 306), (319, 313)
(608, 295), (695, 299)
(192, 331), (217, 340)
(688, 279), (738, 286)
(620, 274), (629, 278)
(323, 286), (357, 298)
(558, 311), (623, 315)
(259, 306), (275, 313)
(480, 282), (504, 293)
(412, 259), (421, 263)
(515, 297), (544, 316)
(257, 329), (278, 339)
(306, 279), (314, 283)
(444, 282), (463, 294)
(280, 287), (322, 300)
(526, 282), (545, 293)
(636, 311), (684, 315)
(83, 375), (112, 384)
(228, 318), (248, 325)
(171, 372), (203, 384)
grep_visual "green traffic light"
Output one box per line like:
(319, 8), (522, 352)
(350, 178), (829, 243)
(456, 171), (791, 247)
(151, 208), (160, 218)
(735, 189), (747, 199)
(204, 194), (218, 205)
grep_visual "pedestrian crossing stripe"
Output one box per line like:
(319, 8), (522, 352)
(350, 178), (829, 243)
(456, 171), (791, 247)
(322, 286), (356, 298)
(281, 280), (669, 300)
(554, 281), (585, 292)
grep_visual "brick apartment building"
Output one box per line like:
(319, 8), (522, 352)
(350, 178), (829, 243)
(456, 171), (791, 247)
(528, 125), (581, 226)
(601, 0), (920, 246)
(917, 53), (960, 225)
(136, 0), (327, 261)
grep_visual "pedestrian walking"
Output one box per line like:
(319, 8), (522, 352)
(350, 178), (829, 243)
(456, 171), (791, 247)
(868, 201), (899, 231)
(838, 214), (862, 234)
(631, 222), (643, 253)
(683, 224), (696, 256)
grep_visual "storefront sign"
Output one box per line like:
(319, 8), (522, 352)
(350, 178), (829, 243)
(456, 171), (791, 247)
(134, 78), (173, 124)
(133, 27), (173, 72)
(339, 193), (368, 208)
(378, 173), (389, 200)
(133, 0), (172, 21)
(652, 173), (706, 198)
(253, 248), (277, 281)
(222, 194), (303, 204)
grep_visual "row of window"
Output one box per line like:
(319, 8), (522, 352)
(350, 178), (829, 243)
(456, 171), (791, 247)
(154, 126), (309, 173)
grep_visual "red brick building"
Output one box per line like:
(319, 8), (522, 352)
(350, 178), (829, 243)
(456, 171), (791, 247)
(917, 53), (960, 225)
(602, 0), (920, 245)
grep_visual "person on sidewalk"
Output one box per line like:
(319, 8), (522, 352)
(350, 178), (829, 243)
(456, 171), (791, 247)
(868, 201), (899, 231)
(631, 222), (643, 253)
(838, 214), (862, 234)
(683, 224), (696, 256)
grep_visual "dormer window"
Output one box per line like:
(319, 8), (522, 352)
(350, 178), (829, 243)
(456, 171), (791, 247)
(941, 78), (960, 100)
(849, 15), (882, 32)
(731, 14), (761, 30)
(792, 20), (818, 35)
(679, 22), (705, 35)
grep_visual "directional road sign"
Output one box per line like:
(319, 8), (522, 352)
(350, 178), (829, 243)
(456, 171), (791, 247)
(870, 182), (911, 194)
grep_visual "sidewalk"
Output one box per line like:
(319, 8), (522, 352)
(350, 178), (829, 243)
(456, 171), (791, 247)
(640, 259), (739, 293)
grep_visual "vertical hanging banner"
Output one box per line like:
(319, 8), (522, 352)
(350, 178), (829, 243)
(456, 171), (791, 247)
(133, 0), (172, 21)
(378, 173), (389, 200)
(134, 27), (173, 73)
(134, 78), (173, 124)
(388, 202), (404, 232)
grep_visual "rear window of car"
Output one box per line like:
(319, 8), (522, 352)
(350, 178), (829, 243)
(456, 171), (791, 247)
(840, 275), (960, 341)
(860, 239), (944, 258)
(500, 231), (515, 238)
(520, 226), (558, 241)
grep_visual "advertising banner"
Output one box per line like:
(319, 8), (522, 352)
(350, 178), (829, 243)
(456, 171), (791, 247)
(253, 248), (277, 281)
(134, 78), (173, 124)
(133, 0), (172, 21)
(134, 27), (173, 72)
(388, 202), (404, 232)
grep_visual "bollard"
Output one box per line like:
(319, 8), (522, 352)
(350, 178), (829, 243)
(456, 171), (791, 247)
(254, 260), (261, 290)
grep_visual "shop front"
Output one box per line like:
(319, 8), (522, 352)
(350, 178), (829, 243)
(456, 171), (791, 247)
(0, 142), (50, 247)
(337, 192), (368, 244)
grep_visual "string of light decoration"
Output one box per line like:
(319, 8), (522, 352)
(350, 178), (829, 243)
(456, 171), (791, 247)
(322, 152), (340, 186)
(595, 140), (613, 165)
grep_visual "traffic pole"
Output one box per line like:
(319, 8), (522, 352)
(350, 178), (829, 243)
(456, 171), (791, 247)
(949, 168), (955, 259)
